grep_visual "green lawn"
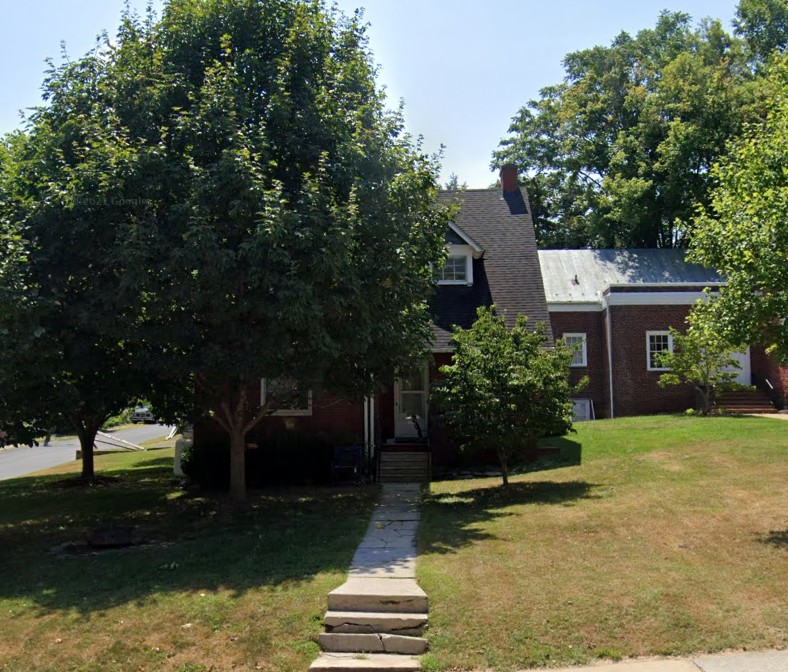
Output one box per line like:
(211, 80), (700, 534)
(417, 415), (788, 670)
(0, 448), (377, 672)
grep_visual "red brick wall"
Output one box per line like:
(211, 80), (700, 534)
(608, 304), (694, 417)
(751, 346), (788, 406)
(194, 384), (365, 447)
(548, 311), (610, 419)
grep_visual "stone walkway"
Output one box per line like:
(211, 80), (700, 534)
(310, 483), (427, 671)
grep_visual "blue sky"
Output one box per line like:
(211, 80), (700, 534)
(1, 0), (740, 187)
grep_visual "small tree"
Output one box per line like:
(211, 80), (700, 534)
(433, 307), (580, 487)
(656, 305), (742, 414)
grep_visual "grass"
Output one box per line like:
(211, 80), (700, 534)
(417, 414), (788, 670)
(0, 446), (378, 672)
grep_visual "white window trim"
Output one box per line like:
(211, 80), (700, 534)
(437, 244), (474, 286)
(260, 378), (313, 416)
(563, 332), (587, 367)
(571, 398), (592, 422)
(646, 331), (673, 371)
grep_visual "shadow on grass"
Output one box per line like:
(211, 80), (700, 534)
(0, 463), (377, 617)
(434, 435), (583, 482)
(419, 477), (598, 556)
(757, 529), (788, 549)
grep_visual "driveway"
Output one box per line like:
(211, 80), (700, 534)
(0, 424), (171, 481)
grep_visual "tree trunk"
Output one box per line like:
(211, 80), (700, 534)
(76, 422), (99, 481)
(229, 426), (247, 502)
(498, 450), (509, 487)
(697, 385), (710, 415)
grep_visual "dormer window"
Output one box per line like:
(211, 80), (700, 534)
(437, 222), (483, 286)
(439, 255), (468, 282)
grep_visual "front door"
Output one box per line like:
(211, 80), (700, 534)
(725, 347), (751, 386)
(394, 366), (429, 438)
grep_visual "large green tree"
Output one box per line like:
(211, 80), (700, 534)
(433, 307), (579, 487)
(734, 0), (788, 66)
(0, 48), (151, 479)
(0, 1), (450, 497)
(690, 53), (788, 363)
(116, 0), (450, 500)
(495, 5), (787, 249)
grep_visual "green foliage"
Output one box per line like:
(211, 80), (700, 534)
(734, 0), (788, 66)
(0, 44), (150, 472)
(1, 1), (450, 498)
(690, 53), (788, 363)
(656, 304), (743, 414)
(432, 307), (580, 486)
(444, 173), (467, 190)
(102, 408), (135, 429)
(494, 5), (788, 249)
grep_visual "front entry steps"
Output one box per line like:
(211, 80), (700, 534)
(310, 484), (427, 671)
(378, 451), (431, 484)
(715, 388), (777, 414)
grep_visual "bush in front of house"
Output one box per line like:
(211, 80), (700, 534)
(182, 430), (360, 490)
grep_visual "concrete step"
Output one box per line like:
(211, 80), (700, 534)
(324, 610), (427, 635)
(328, 578), (428, 614)
(717, 405), (776, 413)
(318, 632), (428, 655)
(380, 454), (430, 461)
(309, 652), (420, 671)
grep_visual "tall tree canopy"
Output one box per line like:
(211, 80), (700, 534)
(0, 0), (450, 497)
(495, 3), (788, 249)
(690, 53), (788, 363)
(136, 0), (451, 500)
(0, 48), (151, 478)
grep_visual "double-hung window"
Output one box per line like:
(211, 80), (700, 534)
(563, 333), (587, 367)
(261, 378), (312, 416)
(438, 255), (469, 283)
(646, 331), (673, 371)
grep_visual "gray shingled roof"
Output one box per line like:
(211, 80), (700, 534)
(538, 249), (724, 305)
(431, 187), (551, 349)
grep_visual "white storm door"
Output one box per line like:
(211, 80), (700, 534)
(725, 347), (751, 386)
(394, 366), (429, 438)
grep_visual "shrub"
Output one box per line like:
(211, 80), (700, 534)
(181, 429), (360, 490)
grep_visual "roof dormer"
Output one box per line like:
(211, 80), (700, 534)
(438, 223), (483, 286)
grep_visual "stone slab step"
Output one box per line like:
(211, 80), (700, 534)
(318, 632), (428, 655)
(328, 578), (428, 613)
(324, 610), (428, 635)
(309, 652), (420, 671)
(380, 455), (430, 462)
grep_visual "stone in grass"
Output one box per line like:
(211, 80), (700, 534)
(85, 524), (137, 548)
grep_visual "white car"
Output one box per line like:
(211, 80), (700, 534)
(131, 407), (155, 424)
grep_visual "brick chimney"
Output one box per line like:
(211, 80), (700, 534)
(500, 163), (518, 193)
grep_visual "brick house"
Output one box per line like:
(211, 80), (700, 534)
(195, 165), (550, 473)
(194, 168), (786, 479)
(539, 248), (784, 418)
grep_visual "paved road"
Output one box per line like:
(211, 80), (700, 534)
(0, 424), (171, 482)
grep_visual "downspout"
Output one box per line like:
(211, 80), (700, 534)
(605, 297), (615, 419)
(363, 397), (369, 451)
